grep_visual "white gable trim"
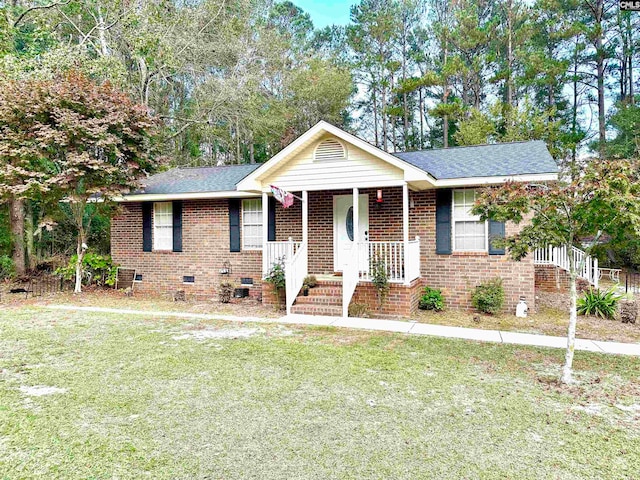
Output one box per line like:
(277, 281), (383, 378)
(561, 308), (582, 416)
(236, 121), (436, 191)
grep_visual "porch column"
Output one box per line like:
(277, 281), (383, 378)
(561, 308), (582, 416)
(262, 191), (269, 276)
(403, 182), (410, 285)
(352, 187), (359, 248)
(302, 190), (308, 245)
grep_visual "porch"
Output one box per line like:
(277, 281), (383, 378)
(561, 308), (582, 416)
(260, 186), (422, 316)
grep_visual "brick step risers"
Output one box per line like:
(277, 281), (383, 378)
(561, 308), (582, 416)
(290, 304), (343, 316)
(295, 295), (342, 306)
(305, 287), (343, 296)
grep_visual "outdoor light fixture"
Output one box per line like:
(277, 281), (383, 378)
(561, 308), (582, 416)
(410, 195), (415, 209)
(376, 189), (383, 203)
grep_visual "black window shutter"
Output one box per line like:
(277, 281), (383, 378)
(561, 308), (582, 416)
(172, 200), (183, 252)
(229, 199), (241, 252)
(268, 196), (276, 242)
(142, 202), (152, 252)
(435, 189), (452, 255)
(488, 219), (506, 255)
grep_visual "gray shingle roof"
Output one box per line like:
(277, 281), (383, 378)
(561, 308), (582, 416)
(393, 140), (558, 180)
(138, 164), (261, 194)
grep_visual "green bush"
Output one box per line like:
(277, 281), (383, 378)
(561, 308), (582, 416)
(370, 256), (389, 310)
(418, 286), (445, 311)
(55, 252), (118, 287)
(0, 254), (15, 280)
(471, 278), (505, 314)
(577, 288), (621, 319)
(303, 275), (318, 288)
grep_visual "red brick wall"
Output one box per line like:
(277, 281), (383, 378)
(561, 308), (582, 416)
(535, 265), (590, 293)
(352, 277), (422, 318)
(111, 188), (536, 312)
(111, 200), (262, 299)
(409, 190), (535, 312)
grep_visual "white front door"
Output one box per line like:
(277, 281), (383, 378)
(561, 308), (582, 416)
(333, 194), (369, 272)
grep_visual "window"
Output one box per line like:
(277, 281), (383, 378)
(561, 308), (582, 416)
(452, 189), (487, 252)
(242, 199), (263, 250)
(153, 202), (173, 250)
(183, 275), (195, 284)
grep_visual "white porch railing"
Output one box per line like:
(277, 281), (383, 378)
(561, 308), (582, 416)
(359, 237), (421, 284)
(285, 242), (307, 315)
(342, 243), (360, 317)
(264, 239), (301, 275)
(405, 237), (421, 283)
(534, 245), (599, 288)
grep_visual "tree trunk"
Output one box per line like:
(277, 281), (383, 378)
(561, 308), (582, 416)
(592, 0), (606, 158)
(562, 270), (578, 384)
(74, 235), (84, 294)
(9, 198), (26, 276)
(419, 87), (424, 149)
(372, 86), (379, 148)
(25, 201), (35, 271)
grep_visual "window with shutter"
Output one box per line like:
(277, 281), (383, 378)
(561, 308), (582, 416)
(242, 199), (263, 250)
(452, 190), (487, 252)
(153, 202), (173, 250)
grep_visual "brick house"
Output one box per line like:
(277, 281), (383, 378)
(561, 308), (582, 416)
(112, 121), (562, 317)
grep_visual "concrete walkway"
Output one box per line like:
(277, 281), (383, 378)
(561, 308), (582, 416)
(44, 305), (640, 356)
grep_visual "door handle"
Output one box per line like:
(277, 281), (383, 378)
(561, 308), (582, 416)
(364, 230), (369, 241)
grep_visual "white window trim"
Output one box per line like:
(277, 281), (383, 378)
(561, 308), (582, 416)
(451, 189), (488, 253)
(242, 198), (263, 251)
(153, 201), (173, 251)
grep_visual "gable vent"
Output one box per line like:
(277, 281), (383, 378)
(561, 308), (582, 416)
(314, 138), (346, 162)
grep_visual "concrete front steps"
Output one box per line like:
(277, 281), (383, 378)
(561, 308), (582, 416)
(290, 279), (343, 316)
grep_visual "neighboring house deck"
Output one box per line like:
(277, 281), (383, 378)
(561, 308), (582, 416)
(111, 121), (580, 317)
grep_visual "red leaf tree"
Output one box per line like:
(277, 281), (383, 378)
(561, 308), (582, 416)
(0, 71), (161, 291)
(473, 159), (640, 383)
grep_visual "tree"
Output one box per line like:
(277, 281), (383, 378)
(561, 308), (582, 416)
(0, 71), (160, 292)
(473, 158), (640, 383)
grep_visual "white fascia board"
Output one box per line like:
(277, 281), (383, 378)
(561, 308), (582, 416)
(433, 172), (558, 187)
(115, 190), (259, 202)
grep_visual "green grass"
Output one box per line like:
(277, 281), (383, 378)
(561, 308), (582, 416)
(1, 306), (639, 479)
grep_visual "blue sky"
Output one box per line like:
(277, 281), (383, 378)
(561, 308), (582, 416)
(293, 0), (357, 28)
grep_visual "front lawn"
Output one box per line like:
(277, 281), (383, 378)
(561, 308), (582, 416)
(1, 306), (639, 479)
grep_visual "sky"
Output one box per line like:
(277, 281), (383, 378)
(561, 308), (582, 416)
(293, 0), (357, 28)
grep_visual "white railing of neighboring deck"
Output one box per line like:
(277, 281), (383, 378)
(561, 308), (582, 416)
(534, 245), (599, 288)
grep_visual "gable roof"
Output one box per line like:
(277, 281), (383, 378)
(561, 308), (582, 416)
(394, 140), (558, 180)
(236, 121), (436, 192)
(139, 164), (260, 195)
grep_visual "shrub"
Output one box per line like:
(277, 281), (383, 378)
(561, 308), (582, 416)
(264, 259), (286, 307)
(0, 255), (15, 280)
(472, 278), (505, 314)
(370, 256), (389, 310)
(55, 252), (118, 287)
(577, 288), (621, 319)
(348, 302), (370, 318)
(303, 275), (318, 288)
(218, 281), (234, 303)
(419, 286), (444, 311)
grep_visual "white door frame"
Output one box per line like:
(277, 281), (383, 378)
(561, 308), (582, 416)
(333, 194), (369, 272)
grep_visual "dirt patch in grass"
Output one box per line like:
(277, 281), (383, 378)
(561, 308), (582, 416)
(414, 306), (640, 343)
(2, 286), (283, 319)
